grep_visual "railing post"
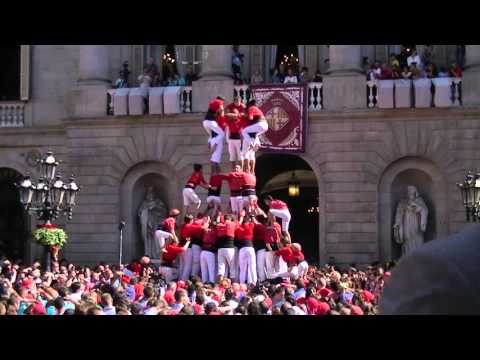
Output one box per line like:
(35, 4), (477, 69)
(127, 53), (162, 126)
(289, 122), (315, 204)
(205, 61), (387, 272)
(308, 84), (315, 111)
(367, 80), (376, 108)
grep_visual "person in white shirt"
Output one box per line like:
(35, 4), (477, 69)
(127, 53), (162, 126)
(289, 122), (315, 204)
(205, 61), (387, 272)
(407, 50), (422, 70)
(283, 68), (298, 84)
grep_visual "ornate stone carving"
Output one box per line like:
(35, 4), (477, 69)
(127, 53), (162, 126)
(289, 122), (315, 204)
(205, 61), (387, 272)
(393, 185), (428, 257)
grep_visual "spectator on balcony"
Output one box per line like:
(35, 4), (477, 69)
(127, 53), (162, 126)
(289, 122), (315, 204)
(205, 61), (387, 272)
(398, 46), (410, 67)
(183, 66), (199, 86)
(449, 63), (462, 78)
(366, 64), (376, 81)
(421, 45), (434, 67)
(144, 57), (160, 86)
(250, 70), (263, 84)
(271, 68), (283, 84)
(168, 73), (186, 87)
(390, 53), (400, 69)
(313, 70), (323, 83)
(424, 63), (437, 79)
(392, 65), (401, 79)
(284, 68), (298, 84)
(378, 64), (393, 80)
(232, 46), (244, 85)
(401, 65), (412, 79)
(410, 63), (422, 79)
(407, 50), (422, 70)
(298, 67), (310, 83)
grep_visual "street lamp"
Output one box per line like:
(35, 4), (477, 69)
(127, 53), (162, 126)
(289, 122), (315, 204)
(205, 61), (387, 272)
(288, 172), (300, 197)
(14, 151), (81, 269)
(456, 171), (480, 222)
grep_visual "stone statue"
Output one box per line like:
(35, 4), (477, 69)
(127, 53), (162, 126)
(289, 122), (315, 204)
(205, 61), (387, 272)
(393, 185), (429, 257)
(138, 187), (167, 258)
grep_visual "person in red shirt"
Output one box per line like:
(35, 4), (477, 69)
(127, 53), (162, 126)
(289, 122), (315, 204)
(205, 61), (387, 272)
(216, 213), (241, 280)
(209, 109), (227, 174)
(178, 214), (205, 281)
(240, 99), (268, 163)
(241, 171), (262, 216)
(219, 165), (246, 216)
(264, 195), (292, 237)
(154, 208), (180, 258)
(200, 219), (218, 284)
(225, 96), (247, 170)
(183, 164), (209, 215)
(158, 237), (191, 283)
(272, 242), (308, 280)
(206, 171), (223, 219)
(203, 97), (226, 174)
(235, 215), (257, 285)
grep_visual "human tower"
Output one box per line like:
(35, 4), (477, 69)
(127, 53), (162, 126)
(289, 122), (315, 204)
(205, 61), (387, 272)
(153, 95), (308, 285)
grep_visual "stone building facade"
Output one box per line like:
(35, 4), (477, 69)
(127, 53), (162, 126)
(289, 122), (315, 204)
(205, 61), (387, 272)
(1, 45), (480, 266)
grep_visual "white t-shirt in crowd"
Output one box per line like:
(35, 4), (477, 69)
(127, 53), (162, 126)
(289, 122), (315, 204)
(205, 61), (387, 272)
(284, 76), (298, 84)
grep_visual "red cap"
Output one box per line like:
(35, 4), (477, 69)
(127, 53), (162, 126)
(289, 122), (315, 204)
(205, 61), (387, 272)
(208, 99), (224, 112)
(121, 275), (130, 283)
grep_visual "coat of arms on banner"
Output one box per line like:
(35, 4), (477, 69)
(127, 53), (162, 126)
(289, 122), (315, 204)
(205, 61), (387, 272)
(250, 84), (308, 153)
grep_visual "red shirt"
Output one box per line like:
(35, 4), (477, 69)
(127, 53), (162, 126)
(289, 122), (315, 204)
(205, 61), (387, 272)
(253, 223), (267, 242)
(202, 228), (217, 250)
(186, 171), (207, 189)
(220, 172), (245, 192)
(264, 223), (281, 244)
(162, 244), (185, 263)
(270, 199), (288, 210)
(276, 246), (295, 265)
(216, 220), (238, 238)
(180, 222), (204, 240)
(209, 174), (223, 192)
(235, 222), (254, 241)
(162, 217), (176, 233)
(216, 115), (227, 130)
(164, 289), (175, 305)
(242, 172), (256, 188)
(247, 106), (264, 121)
(134, 283), (145, 301)
(225, 116), (243, 135)
(291, 249), (305, 263)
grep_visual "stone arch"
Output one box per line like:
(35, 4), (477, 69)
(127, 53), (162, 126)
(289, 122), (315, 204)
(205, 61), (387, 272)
(255, 152), (326, 265)
(378, 156), (449, 262)
(120, 161), (182, 262)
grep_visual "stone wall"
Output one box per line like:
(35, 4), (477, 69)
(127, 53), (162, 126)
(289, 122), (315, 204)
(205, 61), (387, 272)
(1, 107), (479, 266)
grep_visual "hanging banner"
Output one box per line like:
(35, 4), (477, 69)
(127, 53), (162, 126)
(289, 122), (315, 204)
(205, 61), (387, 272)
(249, 83), (308, 153)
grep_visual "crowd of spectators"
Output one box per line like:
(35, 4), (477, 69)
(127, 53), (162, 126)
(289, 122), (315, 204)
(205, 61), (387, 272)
(0, 255), (392, 315)
(365, 45), (464, 82)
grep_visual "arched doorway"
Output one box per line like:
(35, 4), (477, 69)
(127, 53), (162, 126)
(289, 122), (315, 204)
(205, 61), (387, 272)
(120, 161), (182, 262)
(0, 168), (30, 261)
(378, 157), (449, 262)
(256, 154), (320, 264)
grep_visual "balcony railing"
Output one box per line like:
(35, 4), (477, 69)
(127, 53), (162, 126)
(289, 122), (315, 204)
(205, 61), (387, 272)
(0, 102), (25, 127)
(106, 78), (462, 116)
(366, 78), (462, 109)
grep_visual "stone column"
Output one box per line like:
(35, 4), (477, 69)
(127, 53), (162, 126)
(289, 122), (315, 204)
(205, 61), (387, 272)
(70, 45), (111, 118)
(192, 45), (234, 112)
(462, 45), (480, 106)
(323, 45), (366, 110)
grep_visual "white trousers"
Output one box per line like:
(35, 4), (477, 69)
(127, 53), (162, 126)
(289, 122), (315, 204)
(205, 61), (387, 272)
(241, 121), (268, 156)
(217, 248), (236, 278)
(179, 245), (201, 280)
(242, 136), (260, 160)
(183, 187), (201, 208)
(271, 261), (308, 280)
(203, 120), (225, 141)
(256, 249), (267, 282)
(207, 195), (221, 206)
(209, 135), (224, 164)
(238, 247), (257, 285)
(154, 230), (173, 258)
(200, 250), (217, 283)
(264, 251), (279, 279)
(230, 196), (244, 215)
(158, 266), (178, 283)
(269, 208), (292, 233)
(228, 139), (242, 161)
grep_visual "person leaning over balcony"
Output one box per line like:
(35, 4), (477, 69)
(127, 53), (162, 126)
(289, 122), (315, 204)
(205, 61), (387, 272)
(313, 70), (323, 83)
(378, 64), (393, 80)
(449, 63), (462, 78)
(271, 68), (282, 84)
(407, 50), (422, 70)
(250, 70), (263, 84)
(401, 65), (413, 79)
(240, 99), (269, 160)
(391, 65), (401, 79)
(298, 67), (310, 83)
(283, 68), (298, 84)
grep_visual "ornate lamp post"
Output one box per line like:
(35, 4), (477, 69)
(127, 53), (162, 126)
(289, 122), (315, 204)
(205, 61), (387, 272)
(456, 171), (480, 222)
(15, 151), (80, 270)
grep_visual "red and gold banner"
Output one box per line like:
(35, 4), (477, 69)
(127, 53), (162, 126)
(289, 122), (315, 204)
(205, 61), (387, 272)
(250, 83), (308, 153)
